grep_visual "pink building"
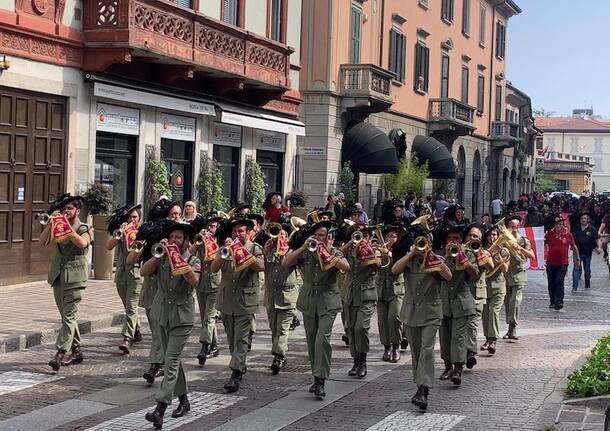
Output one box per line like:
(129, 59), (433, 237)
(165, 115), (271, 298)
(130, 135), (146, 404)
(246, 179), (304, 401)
(298, 0), (536, 218)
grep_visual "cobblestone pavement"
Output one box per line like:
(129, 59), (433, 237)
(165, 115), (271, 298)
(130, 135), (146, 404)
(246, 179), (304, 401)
(1, 256), (609, 430)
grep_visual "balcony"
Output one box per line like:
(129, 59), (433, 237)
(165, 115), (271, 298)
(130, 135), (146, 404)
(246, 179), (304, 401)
(490, 121), (521, 149)
(83, 0), (292, 90)
(536, 158), (593, 174)
(338, 64), (395, 112)
(428, 99), (475, 143)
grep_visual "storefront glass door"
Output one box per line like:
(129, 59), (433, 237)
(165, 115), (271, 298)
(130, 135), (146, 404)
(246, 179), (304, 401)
(95, 133), (137, 209)
(161, 139), (193, 205)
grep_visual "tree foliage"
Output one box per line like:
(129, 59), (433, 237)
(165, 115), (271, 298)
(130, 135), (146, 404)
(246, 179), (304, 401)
(245, 157), (266, 214)
(144, 145), (172, 213)
(197, 155), (227, 212)
(535, 171), (558, 192)
(83, 181), (113, 215)
(382, 156), (430, 198)
(338, 162), (357, 206)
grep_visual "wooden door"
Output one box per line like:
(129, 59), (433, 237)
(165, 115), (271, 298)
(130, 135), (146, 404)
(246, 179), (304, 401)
(0, 87), (66, 283)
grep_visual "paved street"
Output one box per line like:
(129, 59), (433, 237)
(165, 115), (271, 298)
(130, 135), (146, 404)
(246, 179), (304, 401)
(1, 257), (609, 431)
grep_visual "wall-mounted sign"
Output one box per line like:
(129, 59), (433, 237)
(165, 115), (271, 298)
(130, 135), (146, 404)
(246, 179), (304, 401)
(94, 82), (215, 116)
(300, 146), (327, 156)
(159, 113), (196, 142)
(96, 103), (140, 135)
(213, 122), (242, 148)
(255, 130), (286, 152)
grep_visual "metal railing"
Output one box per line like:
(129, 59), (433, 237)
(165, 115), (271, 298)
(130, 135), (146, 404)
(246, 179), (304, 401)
(339, 64), (395, 104)
(428, 98), (475, 125)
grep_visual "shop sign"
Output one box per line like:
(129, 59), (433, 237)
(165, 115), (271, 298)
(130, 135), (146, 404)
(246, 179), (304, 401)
(255, 130), (285, 152)
(96, 103), (140, 135)
(159, 113), (196, 142)
(300, 146), (327, 156)
(213, 123), (242, 147)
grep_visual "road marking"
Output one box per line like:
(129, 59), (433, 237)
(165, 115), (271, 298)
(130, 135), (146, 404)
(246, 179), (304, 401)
(365, 411), (465, 431)
(0, 371), (62, 396)
(85, 391), (245, 431)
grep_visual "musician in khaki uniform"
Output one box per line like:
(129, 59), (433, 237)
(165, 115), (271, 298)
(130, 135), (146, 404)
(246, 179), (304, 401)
(503, 215), (534, 340)
(39, 194), (91, 372)
(211, 218), (264, 393)
(282, 220), (349, 399)
(463, 223), (494, 370)
(262, 223), (299, 374)
(376, 225), (405, 363)
(392, 225), (451, 411)
(439, 225), (479, 387)
(106, 204), (143, 354)
(142, 221), (201, 429)
(341, 226), (380, 378)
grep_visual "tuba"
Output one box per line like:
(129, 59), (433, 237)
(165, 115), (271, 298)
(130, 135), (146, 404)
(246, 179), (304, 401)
(494, 219), (526, 263)
(373, 225), (391, 268)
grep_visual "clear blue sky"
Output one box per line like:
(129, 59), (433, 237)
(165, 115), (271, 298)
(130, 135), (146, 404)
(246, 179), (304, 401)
(507, 0), (610, 118)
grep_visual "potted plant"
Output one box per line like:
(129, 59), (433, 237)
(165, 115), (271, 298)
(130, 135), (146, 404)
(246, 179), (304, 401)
(83, 181), (114, 280)
(286, 190), (309, 219)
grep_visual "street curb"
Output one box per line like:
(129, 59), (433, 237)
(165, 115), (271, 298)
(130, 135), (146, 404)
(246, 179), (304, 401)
(0, 312), (126, 354)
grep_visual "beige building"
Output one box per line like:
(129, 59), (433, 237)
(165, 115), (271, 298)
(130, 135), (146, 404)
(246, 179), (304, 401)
(0, 0), (303, 285)
(298, 0), (536, 218)
(536, 115), (610, 193)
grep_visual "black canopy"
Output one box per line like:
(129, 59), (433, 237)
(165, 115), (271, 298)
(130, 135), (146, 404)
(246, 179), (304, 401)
(411, 135), (456, 179)
(342, 122), (399, 174)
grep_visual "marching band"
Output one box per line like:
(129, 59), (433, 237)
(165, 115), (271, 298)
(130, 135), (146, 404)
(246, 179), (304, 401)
(38, 192), (535, 427)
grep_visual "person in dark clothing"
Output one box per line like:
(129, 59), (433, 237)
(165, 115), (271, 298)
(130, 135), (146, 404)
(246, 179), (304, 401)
(571, 212), (601, 292)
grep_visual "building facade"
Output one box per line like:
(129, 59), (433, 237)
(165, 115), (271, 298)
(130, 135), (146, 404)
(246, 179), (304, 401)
(0, 0), (303, 285)
(298, 0), (536, 219)
(536, 115), (610, 193)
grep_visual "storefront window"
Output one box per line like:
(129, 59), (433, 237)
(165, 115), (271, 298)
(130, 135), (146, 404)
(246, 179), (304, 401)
(95, 132), (137, 209)
(257, 150), (283, 195)
(161, 139), (193, 205)
(214, 145), (239, 205)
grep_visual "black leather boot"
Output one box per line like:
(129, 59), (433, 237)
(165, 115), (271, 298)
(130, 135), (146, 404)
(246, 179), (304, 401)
(466, 351), (477, 369)
(118, 337), (132, 355)
(585, 278), (591, 289)
(308, 377), (316, 393)
(439, 361), (453, 380)
(207, 341), (219, 358)
(348, 356), (359, 376)
(224, 369), (242, 393)
(357, 354), (367, 378)
(70, 345), (83, 364)
(314, 377), (326, 399)
(451, 363), (463, 386)
(143, 363), (161, 385)
(289, 315), (300, 330)
(342, 332), (350, 346)
(197, 343), (209, 366)
(411, 386), (429, 411)
(145, 401), (167, 429)
(382, 345), (391, 362)
(48, 349), (66, 372)
(390, 344), (400, 363)
(171, 394), (190, 418)
(247, 331), (254, 352)
(400, 334), (409, 350)
(271, 354), (281, 375)
(487, 339), (497, 355)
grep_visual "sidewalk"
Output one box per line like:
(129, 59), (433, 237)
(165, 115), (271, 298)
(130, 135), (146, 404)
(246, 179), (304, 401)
(0, 279), (126, 353)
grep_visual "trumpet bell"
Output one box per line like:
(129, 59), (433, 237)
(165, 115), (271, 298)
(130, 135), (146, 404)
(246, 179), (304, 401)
(466, 239), (482, 253)
(193, 233), (204, 246)
(351, 230), (363, 244)
(152, 243), (165, 258)
(266, 223), (282, 239)
(217, 210), (230, 220)
(414, 236), (429, 251)
(113, 229), (123, 240)
(448, 243), (460, 258)
(38, 213), (50, 225)
(219, 247), (230, 260)
(290, 216), (307, 231)
(129, 240), (145, 253)
(306, 239), (318, 252)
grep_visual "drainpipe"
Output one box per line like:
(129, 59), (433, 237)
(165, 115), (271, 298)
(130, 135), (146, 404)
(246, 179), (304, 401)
(378, 0), (385, 67)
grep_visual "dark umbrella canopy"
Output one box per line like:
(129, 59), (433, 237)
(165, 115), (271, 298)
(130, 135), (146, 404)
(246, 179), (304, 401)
(411, 135), (456, 179)
(342, 122), (399, 174)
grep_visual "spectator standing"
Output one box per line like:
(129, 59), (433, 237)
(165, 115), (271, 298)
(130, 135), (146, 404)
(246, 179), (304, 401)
(490, 196), (503, 222)
(571, 212), (601, 292)
(264, 192), (290, 223)
(182, 201), (198, 221)
(434, 194), (449, 218)
(325, 194), (343, 222)
(544, 216), (580, 310)
(354, 203), (369, 225)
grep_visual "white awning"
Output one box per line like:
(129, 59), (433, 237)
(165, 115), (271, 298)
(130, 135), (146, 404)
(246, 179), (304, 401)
(94, 82), (216, 116)
(219, 104), (305, 136)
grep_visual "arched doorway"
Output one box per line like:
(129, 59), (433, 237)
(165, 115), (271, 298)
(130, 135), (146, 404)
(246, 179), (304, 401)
(471, 150), (481, 220)
(456, 146), (466, 205)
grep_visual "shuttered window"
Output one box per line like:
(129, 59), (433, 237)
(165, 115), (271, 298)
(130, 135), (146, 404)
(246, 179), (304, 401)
(476, 72), (485, 113)
(349, 5), (362, 63)
(414, 42), (430, 92)
(461, 65), (469, 104)
(440, 54), (450, 98)
(388, 29), (406, 82)
(462, 0), (471, 34)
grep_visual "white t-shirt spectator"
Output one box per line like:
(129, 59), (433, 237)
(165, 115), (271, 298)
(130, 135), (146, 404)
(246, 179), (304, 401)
(491, 198), (503, 216)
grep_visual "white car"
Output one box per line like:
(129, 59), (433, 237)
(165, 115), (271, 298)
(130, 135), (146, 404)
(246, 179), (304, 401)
(549, 191), (580, 199)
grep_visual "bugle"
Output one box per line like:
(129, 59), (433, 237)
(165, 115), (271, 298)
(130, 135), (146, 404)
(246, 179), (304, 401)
(448, 242), (461, 258)
(152, 243), (165, 258)
(465, 239), (482, 253)
(266, 222), (282, 239)
(113, 229), (123, 240)
(306, 238), (319, 252)
(414, 236), (430, 252)
(219, 246), (230, 260)
(129, 240), (145, 253)
(351, 230), (363, 244)
(37, 213), (51, 225)
(193, 233), (205, 246)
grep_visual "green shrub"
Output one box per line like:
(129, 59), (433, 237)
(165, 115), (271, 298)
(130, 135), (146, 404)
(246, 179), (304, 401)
(566, 332), (610, 397)
(245, 157), (265, 214)
(197, 155), (227, 212)
(144, 145), (172, 213)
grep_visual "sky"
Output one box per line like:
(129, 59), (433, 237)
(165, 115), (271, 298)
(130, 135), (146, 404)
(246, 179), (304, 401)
(507, 0), (610, 118)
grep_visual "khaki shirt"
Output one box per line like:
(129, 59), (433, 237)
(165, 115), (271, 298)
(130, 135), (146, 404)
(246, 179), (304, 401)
(344, 246), (378, 306)
(296, 248), (343, 317)
(264, 251), (299, 310)
(151, 249), (201, 328)
(114, 240), (139, 284)
(505, 235), (529, 286)
(486, 270), (506, 297)
(441, 249), (477, 318)
(377, 263), (405, 302)
(401, 258), (442, 327)
(194, 246), (221, 294)
(466, 255), (487, 305)
(217, 241), (263, 316)
(47, 218), (91, 289)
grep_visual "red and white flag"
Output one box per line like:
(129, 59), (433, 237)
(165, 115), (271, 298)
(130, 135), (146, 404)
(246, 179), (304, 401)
(518, 226), (545, 270)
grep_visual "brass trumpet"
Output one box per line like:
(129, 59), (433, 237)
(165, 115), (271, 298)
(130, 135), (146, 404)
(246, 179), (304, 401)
(37, 213), (51, 225)
(266, 222), (282, 239)
(129, 240), (145, 253)
(465, 239), (482, 253)
(152, 243), (165, 258)
(193, 233), (205, 246)
(448, 242), (461, 258)
(113, 229), (123, 240)
(217, 210), (231, 220)
(414, 236), (430, 252)
(219, 246), (230, 260)
(306, 238), (319, 252)
(351, 230), (364, 244)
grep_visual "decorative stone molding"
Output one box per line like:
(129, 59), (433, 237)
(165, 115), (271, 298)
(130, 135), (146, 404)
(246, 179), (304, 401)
(0, 28), (82, 67)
